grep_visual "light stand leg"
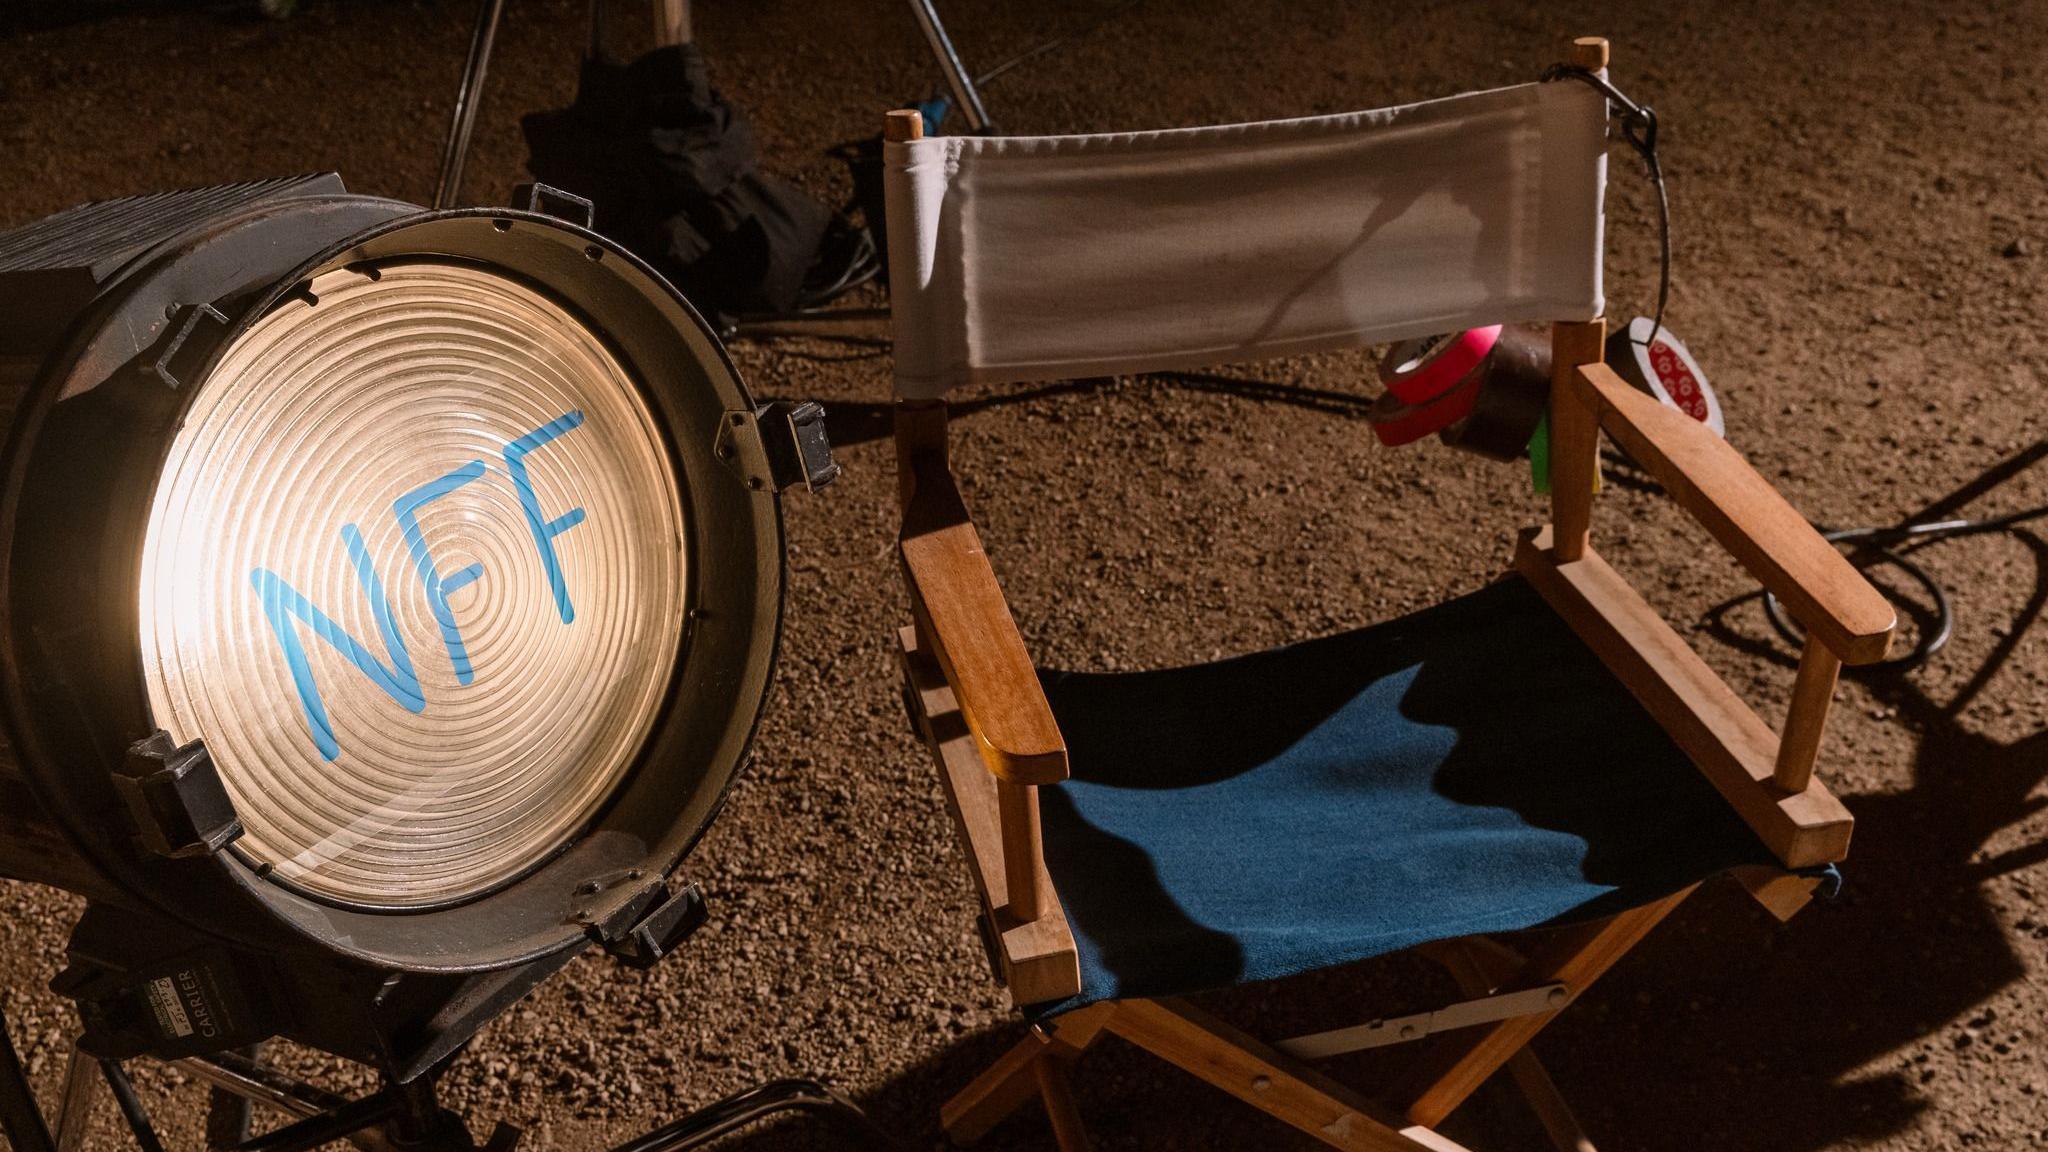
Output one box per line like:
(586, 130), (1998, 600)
(434, 0), (511, 209)
(205, 1044), (262, 1150)
(652, 0), (691, 46)
(906, 0), (991, 131)
(99, 1060), (168, 1152)
(0, 1009), (57, 1152)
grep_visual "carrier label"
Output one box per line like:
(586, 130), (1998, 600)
(146, 976), (194, 1039)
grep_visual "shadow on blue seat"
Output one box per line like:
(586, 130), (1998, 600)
(1033, 576), (1780, 1016)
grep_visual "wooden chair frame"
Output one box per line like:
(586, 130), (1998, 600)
(887, 38), (1895, 1152)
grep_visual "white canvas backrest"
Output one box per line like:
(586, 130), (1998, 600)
(884, 79), (1608, 398)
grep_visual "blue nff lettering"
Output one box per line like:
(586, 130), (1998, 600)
(249, 412), (587, 760)
(250, 523), (425, 762)
(393, 461), (489, 685)
(503, 411), (589, 624)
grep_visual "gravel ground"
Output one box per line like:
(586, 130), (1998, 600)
(2, 1), (2046, 1149)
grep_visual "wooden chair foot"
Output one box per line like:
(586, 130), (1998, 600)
(940, 1030), (1052, 1145)
(942, 1005), (1116, 1147)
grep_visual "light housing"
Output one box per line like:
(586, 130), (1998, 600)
(0, 177), (789, 975)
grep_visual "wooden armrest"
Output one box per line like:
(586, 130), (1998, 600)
(899, 626), (1081, 1005)
(1515, 528), (1853, 868)
(1570, 363), (1896, 665)
(899, 463), (1068, 786)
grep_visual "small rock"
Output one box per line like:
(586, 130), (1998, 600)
(2005, 238), (2033, 258)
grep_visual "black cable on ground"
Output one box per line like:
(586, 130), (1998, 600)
(1762, 505), (2048, 671)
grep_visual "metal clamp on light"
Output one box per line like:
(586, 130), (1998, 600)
(717, 400), (843, 493)
(601, 883), (710, 970)
(512, 180), (597, 229)
(113, 731), (242, 860)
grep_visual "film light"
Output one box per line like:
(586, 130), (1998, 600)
(0, 168), (867, 1151)
(0, 176), (835, 1089)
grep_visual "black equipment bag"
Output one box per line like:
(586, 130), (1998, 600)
(523, 43), (832, 319)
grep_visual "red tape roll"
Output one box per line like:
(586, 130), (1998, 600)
(1368, 375), (1483, 446)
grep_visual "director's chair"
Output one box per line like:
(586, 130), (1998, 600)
(884, 38), (1896, 1151)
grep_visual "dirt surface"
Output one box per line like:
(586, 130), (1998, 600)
(3, 1), (2046, 1149)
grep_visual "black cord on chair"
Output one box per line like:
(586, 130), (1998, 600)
(1541, 64), (1670, 351)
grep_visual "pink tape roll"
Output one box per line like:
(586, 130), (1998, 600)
(1379, 325), (1503, 405)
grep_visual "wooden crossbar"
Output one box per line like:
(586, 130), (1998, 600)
(1396, 888), (1695, 1127)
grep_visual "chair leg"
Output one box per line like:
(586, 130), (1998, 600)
(941, 1031), (1051, 1145)
(1033, 1058), (1092, 1152)
(942, 1004), (1115, 1146)
(1733, 865), (1822, 922)
(1396, 886), (1695, 1129)
(1104, 998), (1467, 1152)
(1434, 943), (1596, 1152)
(1501, 1052), (1597, 1152)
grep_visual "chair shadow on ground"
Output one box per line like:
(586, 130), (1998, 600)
(1560, 440), (2048, 1151)
(719, 439), (2048, 1152)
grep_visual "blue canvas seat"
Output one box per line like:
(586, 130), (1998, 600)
(1034, 576), (1780, 1015)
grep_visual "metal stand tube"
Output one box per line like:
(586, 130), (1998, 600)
(906, 0), (991, 132)
(608, 1078), (898, 1152)
(0, 1013), (57, 1152)
(99, 1061), (168, 1152)
(434, 0), (510, 208)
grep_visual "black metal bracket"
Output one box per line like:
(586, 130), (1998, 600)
(151, 301), (227, 389)
(601, 884), (709, 970)
(715, 402), (840, 494)
(115, 730), (244, 859)
(511, 182), (596, 230)
(766, 401), (841, 492)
